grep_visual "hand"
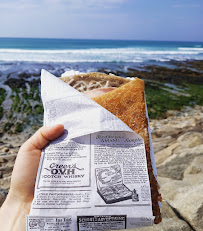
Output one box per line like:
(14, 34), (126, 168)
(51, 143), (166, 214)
(8, 88), (114, 202)
(5, 88), (115, 204)
(0, 125), (64, 231)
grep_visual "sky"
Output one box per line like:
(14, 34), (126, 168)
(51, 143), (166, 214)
(0, 0), (202, 41)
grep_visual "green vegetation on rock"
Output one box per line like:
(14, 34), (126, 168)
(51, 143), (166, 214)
(185, 83), (203, 106)
(15, 122), (24, 133)
(3, 122), (13, 132)
(1, 75), (203, 133)
(2, 86), (43, 133)
(0, 88), (7, 120)
(145, 81), (203, 119)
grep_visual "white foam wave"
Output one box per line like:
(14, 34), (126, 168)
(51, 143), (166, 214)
(0, 48), (202, 55)
(0, 49), (68, 54)
(0, 57), (143, 63)
(178, 47), (203, 51)
(0, 47), (202, 63)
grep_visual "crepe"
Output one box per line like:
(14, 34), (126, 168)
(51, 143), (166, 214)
(60, 72), (162, 224)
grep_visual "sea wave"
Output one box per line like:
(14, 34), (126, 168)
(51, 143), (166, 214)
(0, 47), (202, 62)
(178, 47), (203, 51)
(0, 58), (143, 63)
(0, 47), (202, 54)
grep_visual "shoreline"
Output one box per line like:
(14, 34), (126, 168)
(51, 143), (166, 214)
(98, 60), (203, 84)
(0, 59), (202, 135)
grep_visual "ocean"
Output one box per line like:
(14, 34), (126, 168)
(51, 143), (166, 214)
(0, 38), (203, 63)
(0, 37), (202, 83)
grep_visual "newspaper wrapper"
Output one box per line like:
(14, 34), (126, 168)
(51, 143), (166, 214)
(27, 70), (156, 231)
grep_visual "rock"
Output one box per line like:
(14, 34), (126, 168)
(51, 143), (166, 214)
(152, 126), (181, 139)
(184, 155), (203, 176)
(130, 218), (191, 231)
(157, 145), (203, 180)
(4, 77), (27, 88)
(0, 189), (8, 206)
(152, 136), (174, 143)
(0, 154), (17, 163)
(177, 132), (203, 148)
(160, 174), (203, 231)
(152, 142), (168, 153)
(2, 172), (12, 178)
(160, 200), (177, 218)
(0, 166), (14, 177)
(0, 176), (11, 189)
(157, 176), (172, 186)
(3, 147), (9, 153)
(118, 201), (192, 230)
(167, 118), (196, 129)
(118, 195), (191, 231)
(155, 143), (180, 165)
(152, 136), (175, 153)
(126, 64), (203, 84)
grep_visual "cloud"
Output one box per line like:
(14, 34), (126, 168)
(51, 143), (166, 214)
(0, 0), (40, 10)
(0, 0), (129, 14)
(172, 4), (200, 8)
(44, 0), (128, 9)
(85, 0), (128, 6)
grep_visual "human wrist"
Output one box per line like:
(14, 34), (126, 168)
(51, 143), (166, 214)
(0, 191), (31, 231)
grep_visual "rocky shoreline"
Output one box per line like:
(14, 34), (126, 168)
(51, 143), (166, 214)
(146, 105), (203, 231)
(0, 105), (202, 230)
(0, 60), (203, 134)
(98, 60), (203, 84)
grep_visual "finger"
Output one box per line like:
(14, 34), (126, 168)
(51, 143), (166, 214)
(84, 87), (116, 98)
(22, 124), (64, 151)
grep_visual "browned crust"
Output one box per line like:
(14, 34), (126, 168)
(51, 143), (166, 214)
(92, 78), (162, 224)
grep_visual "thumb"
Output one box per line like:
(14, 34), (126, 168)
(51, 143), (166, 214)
(21, 124), (64, 152)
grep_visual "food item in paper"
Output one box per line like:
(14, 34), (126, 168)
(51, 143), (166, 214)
(27, 70), (160, 231)
(60, 72), (162, 224)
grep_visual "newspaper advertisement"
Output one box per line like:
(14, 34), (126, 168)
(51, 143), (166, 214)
(27, 70), (155, 231)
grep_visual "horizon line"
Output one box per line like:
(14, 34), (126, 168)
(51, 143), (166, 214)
(0, 36), (203, 43)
